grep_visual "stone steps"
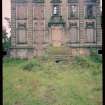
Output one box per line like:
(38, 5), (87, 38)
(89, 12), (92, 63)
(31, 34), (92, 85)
(49, 55), (75, 63)
(44, 46), (74, 62)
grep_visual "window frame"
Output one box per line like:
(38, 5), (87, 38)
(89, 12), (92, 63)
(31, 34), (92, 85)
(68, 4), (79, 19)
(52, 4), (60, 16)
(85, 4), (96, 19)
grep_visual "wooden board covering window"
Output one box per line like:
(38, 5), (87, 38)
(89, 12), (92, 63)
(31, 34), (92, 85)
(69, 28), (79, 43)
(16, 5), (27, 19)
(86, 29), (96, 43)
(51, 26), (63, 47)
(17, 29), (27, 44)
(33, 5), (44, 20)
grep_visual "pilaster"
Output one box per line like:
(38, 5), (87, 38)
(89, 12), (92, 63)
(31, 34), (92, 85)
(27, 0), (33, 47)
(11, 0), (16, 47)
(96, 0), (102, 45)
(79, 0), (85, 43)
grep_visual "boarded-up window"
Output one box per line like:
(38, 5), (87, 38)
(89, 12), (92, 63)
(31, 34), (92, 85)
(33, 5), (44, 20)
(16, 20), (27, 44)
(69, 28), (79, 43)
(51, 27), (63, 47)
(16, 5), (27, 19)
(17, 29), (26, 44)
(86, 29), (95, 43)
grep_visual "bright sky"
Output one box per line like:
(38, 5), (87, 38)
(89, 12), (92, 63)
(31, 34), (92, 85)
(2, 0), (11, 37)
(2, 0), (102, 36)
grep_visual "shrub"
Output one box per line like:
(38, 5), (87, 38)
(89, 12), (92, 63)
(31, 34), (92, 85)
(3, 57), (26, 65)
(90, 48), (102, 63)
(90, 55), (102, 63)
(74, 56), (97, 68)
(22, 59), (42, 71)
(23, 62), (34, 71)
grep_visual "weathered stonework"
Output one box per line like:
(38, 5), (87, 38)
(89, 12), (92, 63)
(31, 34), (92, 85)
(10, 0), (102, 58)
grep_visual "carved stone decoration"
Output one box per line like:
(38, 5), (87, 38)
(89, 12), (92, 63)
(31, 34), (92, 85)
(51, 0), (61, 3)
(32, 0), (44, 3)
(34, 21), (44, 31)
(69, 22), (77, 28)
(18, 23), (26, 29)
(16, 0), (27, 3)
(68, 0), (78, 3)
(86, 22), (95, 28)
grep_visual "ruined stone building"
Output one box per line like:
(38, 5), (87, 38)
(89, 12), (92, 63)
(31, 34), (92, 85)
(10, 0), (102, 58)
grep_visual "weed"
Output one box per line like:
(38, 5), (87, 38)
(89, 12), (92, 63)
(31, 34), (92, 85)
(22, 59), (42, 71)
(23, 62), (34, 71)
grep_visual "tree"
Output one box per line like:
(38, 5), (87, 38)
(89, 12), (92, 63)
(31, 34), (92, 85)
(4, 17), (11, 28)
(2, 26), (11, 51)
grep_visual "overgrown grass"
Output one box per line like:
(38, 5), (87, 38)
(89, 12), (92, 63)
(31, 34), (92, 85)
(3, 55), (102, 105)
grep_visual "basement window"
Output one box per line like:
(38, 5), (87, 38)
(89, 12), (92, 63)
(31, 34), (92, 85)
(97, 49), (102, 55)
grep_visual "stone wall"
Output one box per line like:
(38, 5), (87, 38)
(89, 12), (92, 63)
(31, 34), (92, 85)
(10, 0), (102, 58)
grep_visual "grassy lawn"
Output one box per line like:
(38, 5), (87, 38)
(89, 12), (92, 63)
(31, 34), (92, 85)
(3, 56), (102, 105)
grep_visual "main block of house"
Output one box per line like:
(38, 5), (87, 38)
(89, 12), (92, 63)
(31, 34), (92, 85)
(10, 0), (102, 58)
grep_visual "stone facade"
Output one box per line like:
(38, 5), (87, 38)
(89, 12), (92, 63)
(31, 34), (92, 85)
(10, 0), (102, 58)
